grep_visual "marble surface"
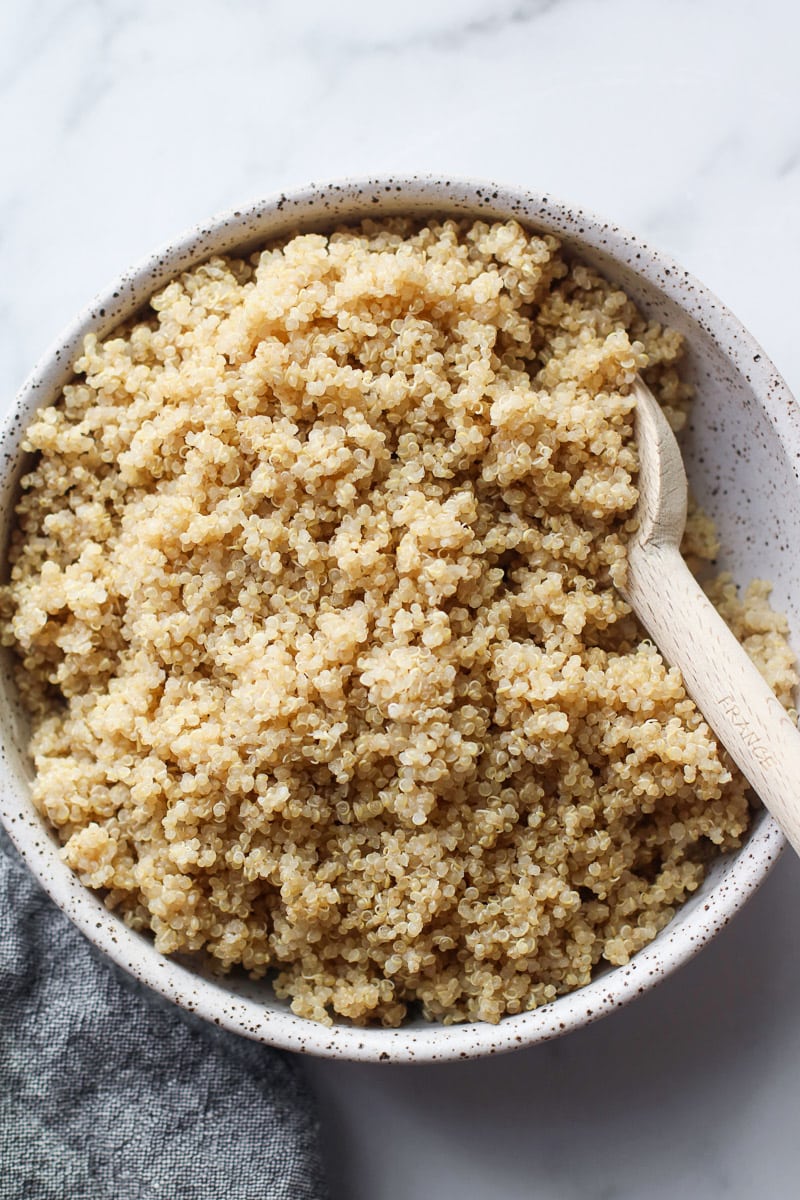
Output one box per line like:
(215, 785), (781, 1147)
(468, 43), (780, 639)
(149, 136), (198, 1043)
(2, 0), (800, 1196)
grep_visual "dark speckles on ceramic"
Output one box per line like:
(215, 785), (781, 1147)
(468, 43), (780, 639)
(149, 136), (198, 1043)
(0, 177), (796, 1063)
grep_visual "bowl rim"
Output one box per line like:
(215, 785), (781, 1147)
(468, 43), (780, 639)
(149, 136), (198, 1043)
(0, 173), (793, 1062)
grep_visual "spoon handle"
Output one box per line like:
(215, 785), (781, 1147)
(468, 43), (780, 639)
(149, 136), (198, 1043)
(624, 540), (800, 857)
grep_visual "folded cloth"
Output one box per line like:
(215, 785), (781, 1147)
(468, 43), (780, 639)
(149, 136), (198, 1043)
(0, 830), (329, 1200)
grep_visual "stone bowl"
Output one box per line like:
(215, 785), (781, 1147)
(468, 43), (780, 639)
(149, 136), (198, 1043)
(1, 177), (796, 1062)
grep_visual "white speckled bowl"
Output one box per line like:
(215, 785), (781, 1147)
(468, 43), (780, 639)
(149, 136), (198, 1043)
(1, 178), (797, 1062)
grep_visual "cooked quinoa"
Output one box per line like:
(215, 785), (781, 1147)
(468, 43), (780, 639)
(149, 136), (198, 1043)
(2, 218), (796, 1026)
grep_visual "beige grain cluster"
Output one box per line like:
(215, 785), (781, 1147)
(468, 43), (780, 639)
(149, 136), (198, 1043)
(3, 219), (796, 1025)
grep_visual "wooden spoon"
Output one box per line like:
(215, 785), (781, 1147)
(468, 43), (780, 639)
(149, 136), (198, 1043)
(621, 376), (800, 856)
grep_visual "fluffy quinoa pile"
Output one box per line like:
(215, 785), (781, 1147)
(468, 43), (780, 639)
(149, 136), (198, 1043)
(2, 218), (796, 1026)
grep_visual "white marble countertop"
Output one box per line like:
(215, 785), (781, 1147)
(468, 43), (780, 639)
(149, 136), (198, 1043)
(3, 1), (800, 1196)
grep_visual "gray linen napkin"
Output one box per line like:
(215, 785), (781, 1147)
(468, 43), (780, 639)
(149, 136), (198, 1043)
(0, 830), (329, 1200)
